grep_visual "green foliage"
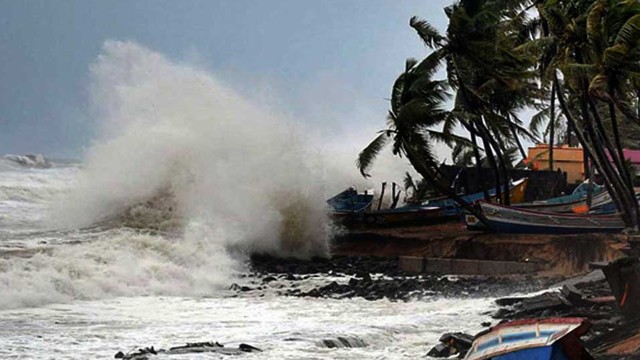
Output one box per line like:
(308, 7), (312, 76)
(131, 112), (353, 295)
(359, 0), (640, 226)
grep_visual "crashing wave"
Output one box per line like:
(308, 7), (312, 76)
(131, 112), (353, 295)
(2, 154), (52, 168)
(94, 188), (183, 233)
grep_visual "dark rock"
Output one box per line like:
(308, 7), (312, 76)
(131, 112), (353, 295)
(426, 343), (455, 358)
(240, 286), (253, 292)
(228, 283), (242, 291)
(114, 351), (125, 359)
(262, 276), (277, 283)
(495, 296), (526, 307)
(239, 343), (262, 352)
(439, 332), (474, 355)
(357, 272), (372, 282)
(321, 336), (366, 348)
(562, 284), (587, 307)
(481, 321), (491, 327)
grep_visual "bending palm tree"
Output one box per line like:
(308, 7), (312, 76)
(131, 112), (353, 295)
(357, 59), (489, 225)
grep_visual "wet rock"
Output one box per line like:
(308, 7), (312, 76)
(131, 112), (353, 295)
(228, 283), (242, 291)
(426, 343), (456, 358)
(115, 341), (261, 358)
(320, 336), (366, 348)
(439, 332), (474, 356)
(356, 272), (372, 282)
(238, 343), (262, 352)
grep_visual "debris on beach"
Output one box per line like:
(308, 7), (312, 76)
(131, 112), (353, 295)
(114, 341), (262, 359)
(465, 318), (594, 360)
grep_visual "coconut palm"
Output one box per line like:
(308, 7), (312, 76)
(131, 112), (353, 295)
(356, 58), (489, 223)
(409, 0), (539, 205)
(528, 0), (640, 227)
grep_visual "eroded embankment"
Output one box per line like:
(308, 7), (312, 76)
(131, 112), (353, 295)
(332, 222), (628, 276)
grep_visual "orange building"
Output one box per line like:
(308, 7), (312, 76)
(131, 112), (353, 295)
(527, 145), (584, 184)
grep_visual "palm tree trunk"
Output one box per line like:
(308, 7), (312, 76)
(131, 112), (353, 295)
(481, 122), (512, 206)
(469, 123), (491, 200)
(608, 85), (640, 229)
(494, 132), (513, 206)
(477, 121), (502, 204)
(507, 115), (527, 160)
(554, 76), (628, 223)
(549, 84), (556, 170)
(636, 90), (640, 119)
(585, 94), (636, 227)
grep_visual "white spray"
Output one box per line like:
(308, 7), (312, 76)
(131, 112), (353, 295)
(0, 41), (411, 309)
(55, 40), (333, 256)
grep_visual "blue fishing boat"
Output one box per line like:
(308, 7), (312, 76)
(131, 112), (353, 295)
(424, 178), (528, 216)
(326, 187), (374, 213)
(338, 204), (450, 227)
(514, 182), (607, 213)
(465, 318), (593, 360)
(466, 201), (625, 234)
(328, 179), (528, 227)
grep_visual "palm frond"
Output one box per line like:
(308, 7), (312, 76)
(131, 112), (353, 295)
(390, 73), (406, 115)
(614, 13), (640, 51)
(356, 132), (390, 177)
(409, 16), (444, 48)
(530, 107), (550, 137)
(403, 172), (416, 192)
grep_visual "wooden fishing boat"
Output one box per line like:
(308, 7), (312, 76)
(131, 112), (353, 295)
(465, 318), (593, 360)
(335, 204), (453, 227)
(329, 179), (527, 227)
(424, 178), (528, 217)
(514, 182), (609, 213)
(466, 200), (624, 234)
(327, 187), (374, 213)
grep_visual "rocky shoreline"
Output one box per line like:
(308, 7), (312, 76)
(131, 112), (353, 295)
(244, 254), (560, 302)
(242, 254), (640, 359)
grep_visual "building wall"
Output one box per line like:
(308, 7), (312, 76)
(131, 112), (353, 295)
(527, 145), (584, 184)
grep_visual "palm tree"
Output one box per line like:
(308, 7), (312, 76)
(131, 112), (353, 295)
(356, 58), (489, 224)
(530, 0), (640, 228)
(409, 0), (538, 205)
(584, 0), (640, 226)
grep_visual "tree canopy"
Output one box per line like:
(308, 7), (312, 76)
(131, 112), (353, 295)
(358, 0), (640, 230)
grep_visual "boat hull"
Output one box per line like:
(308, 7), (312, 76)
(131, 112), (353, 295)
(466, 201), (624, 234)
(425, 178), (528, 217)
(514, 190), (610, 213)
(465, 318), (592, 360)
(332, 206), (455, 228)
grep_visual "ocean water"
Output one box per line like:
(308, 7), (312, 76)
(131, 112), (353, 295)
(0, 41), (498, 359)
(0, 158), (497, 359)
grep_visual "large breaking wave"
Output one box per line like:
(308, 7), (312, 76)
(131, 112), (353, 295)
(0, 40), (412, 309)
(0, 41), (349, 309)
(54, 40), (331, 257)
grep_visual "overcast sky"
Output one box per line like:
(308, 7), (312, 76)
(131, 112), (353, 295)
(0, 1), (453, 158)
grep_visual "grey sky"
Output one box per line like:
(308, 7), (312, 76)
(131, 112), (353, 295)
(0, 0), (452, 158)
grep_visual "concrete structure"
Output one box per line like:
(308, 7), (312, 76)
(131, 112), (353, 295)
(527, 145), (584, 184)
(398, 256), (424, 273)
(527, 146), (640, 184)
(398, 256), (540, 275)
